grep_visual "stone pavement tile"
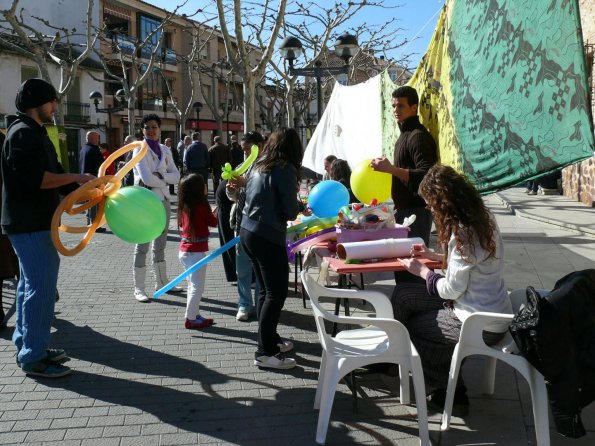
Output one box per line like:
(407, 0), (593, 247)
(12, 419), (52, 431)
(81, 438), (120, 446)
(42, 440), (82, 446)
(159, 432), (200, 445)
(25, 428), (66, 443)
(49, 416), (89, 429)
(0, 432), (27, 445)
(63, 427), (103, 441)
(120, 436), (160, 446)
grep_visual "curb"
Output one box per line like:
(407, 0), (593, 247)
(494, 192), (595, 238)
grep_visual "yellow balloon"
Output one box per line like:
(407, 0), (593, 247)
(350, 158), (392, 204)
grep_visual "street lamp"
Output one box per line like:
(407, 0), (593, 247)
(280, 33), (359, 123)
(89, 89), (126, 148)
(192, 101), (203, 132)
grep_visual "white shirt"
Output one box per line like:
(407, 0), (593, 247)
(437, 218), (512, 332)
(132, 142), (180, 201)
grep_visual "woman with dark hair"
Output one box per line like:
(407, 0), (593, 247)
(395, 164), (511, 415)
(329, 158), (357, 203)
(131, 114), (181, 302)
(240, 128), (303, 369)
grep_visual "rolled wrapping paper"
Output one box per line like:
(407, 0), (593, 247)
(336, 237), (425, 261)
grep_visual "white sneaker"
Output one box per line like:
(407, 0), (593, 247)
(528, 190), (537, 195)
(254, 354), (296, 370)
(134, 288), (150, 302)
(278, 339), (294, 353)
(236, 309), (250, 321)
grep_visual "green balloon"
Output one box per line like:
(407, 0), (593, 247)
(105, 186), (166, 244)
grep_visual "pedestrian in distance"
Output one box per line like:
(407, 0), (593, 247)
(164, 137), (179, 195)
(177, 173), (218, 330)
(229, 134), (244, 168)
(1, 78), (95, 378)
(183, 132), (209, 193)
(79, 130), (105, 231)
(209, 135), (232, 193)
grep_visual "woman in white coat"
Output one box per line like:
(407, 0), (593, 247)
(132, 114), (181, 302)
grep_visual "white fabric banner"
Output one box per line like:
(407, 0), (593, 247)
(302, 74), (383, 175)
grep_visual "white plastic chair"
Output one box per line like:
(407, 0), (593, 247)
(441, 288), (550, 446)
(301, 271), (430, 446)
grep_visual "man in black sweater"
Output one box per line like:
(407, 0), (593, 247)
(1, 78), (94, 378)
(371, 86), (437, 246)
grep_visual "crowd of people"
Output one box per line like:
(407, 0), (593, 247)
(0, 78), (513, 423)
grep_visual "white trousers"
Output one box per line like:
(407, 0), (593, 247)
(178, 251), (207, 320)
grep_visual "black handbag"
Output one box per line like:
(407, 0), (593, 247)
(508, 286), (543, 367)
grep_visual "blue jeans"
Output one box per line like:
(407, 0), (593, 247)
(9, 231), (60, 365)
(236, 242), (259, 312)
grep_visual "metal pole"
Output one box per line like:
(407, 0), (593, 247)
(316, 75), (322, 124)
(107, 110), (112, 148)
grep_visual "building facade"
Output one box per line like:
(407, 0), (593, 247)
(0, 0), (266, 171)
(562, 0), (595, 205)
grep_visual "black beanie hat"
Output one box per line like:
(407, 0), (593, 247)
(15, 78), (57, 112)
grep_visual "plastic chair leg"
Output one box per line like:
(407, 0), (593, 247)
(529, 369), (550, 446)
(440, 346), (463, 431)
(410, 357), (430, 446)
(316, 369), (340, 445)
(399, 364), (411, 405)
(314, 353), (329, 410)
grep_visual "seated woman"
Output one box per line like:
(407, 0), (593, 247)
(329, 158), (357, 203)
(395, 164), (511, 415)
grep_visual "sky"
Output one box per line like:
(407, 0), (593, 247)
(150, 0), (446, 69)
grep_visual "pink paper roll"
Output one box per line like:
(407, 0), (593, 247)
(336, 237), (424, 260)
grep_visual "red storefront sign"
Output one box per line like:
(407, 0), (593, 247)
(186, 119), (244, 132)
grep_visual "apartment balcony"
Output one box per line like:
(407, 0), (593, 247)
(63, 101), (91, 124)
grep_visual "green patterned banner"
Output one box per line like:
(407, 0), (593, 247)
(384, 0), (594, 193)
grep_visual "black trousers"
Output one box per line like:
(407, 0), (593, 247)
(240, 228), (288, 357)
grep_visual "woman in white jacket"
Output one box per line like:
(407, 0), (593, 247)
(395, 164), (511, 416)
(132, 114), (181, 302)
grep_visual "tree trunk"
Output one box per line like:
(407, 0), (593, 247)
(243, 75), (256, 132)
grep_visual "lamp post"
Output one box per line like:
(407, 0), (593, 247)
(89, 89), (126, 148)
(192, 101), (203, 134)
(280, 33), (359, 123)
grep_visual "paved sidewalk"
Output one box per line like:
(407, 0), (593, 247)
(0, 187), (594, 445)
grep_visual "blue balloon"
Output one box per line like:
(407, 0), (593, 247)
(308, 180), (350, 218)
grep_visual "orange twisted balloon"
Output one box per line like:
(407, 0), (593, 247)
(51, 141), (148, 256)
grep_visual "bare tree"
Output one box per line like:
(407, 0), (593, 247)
(215, 0), (288, 132)
(0, 0), (98, 126)
(270, 1), (411, 128)
(93, 3), (202, 135)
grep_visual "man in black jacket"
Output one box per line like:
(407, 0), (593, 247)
(1, 78), (94, 378)
(183, 132), (209, 193)
(79, 130), (104, 230)
(371, 86), (437, 245)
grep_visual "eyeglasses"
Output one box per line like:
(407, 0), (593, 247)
(143, 126), (159, 130)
